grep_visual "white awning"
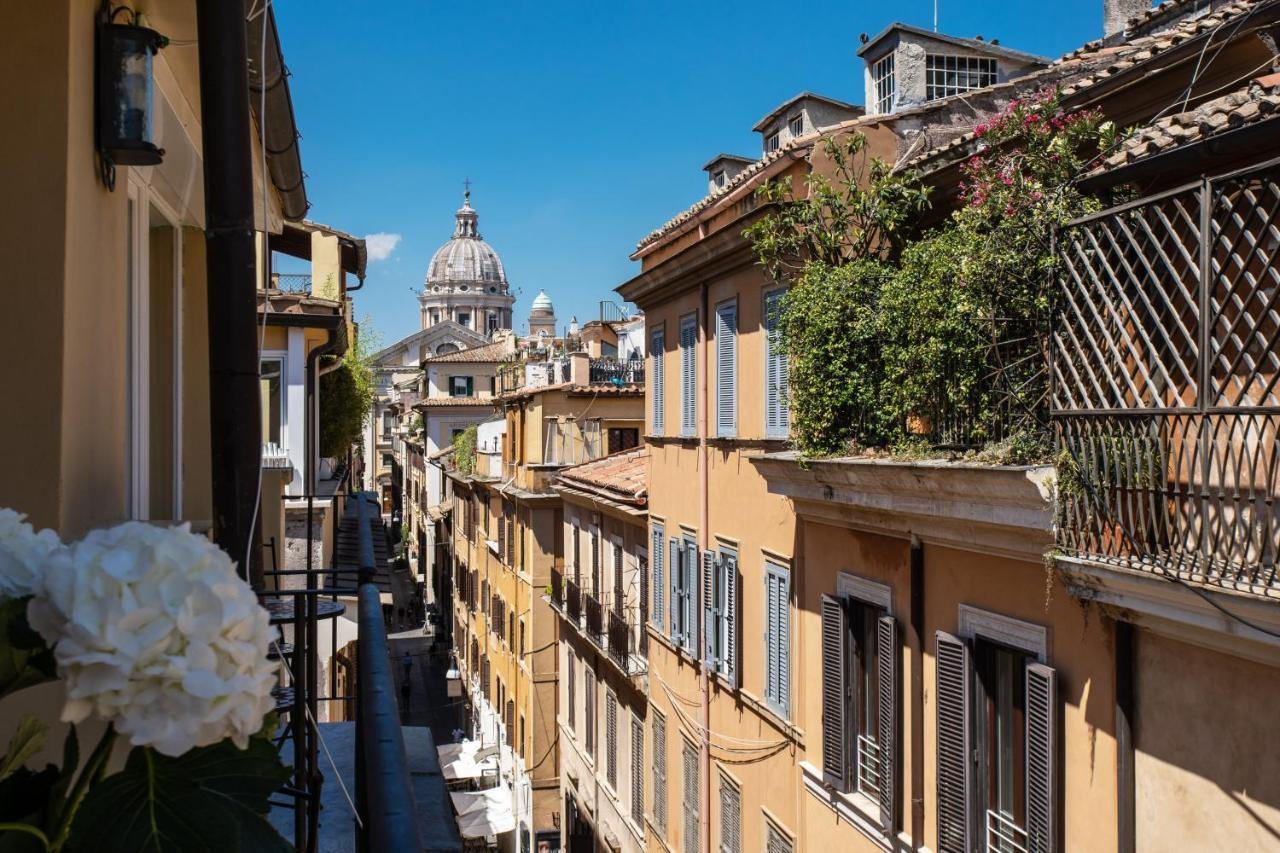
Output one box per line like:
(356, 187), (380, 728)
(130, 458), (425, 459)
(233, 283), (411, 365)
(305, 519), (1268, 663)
(449, 786), (516, 838)
(437, 738), (494, 782)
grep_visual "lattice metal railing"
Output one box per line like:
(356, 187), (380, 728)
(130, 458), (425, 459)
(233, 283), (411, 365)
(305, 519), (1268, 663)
(1053, 159), (1280, 597)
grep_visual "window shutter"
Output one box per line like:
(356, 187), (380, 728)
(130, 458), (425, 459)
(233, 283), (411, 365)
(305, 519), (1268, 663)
(765, 573), (778, 706)
(703, 549), (717, 667)
(722, 554), (738, 688)
(498, 514), (506, 563)
(506, 699), (514, 748)
(777, 570), (790, 713)
(567, 653), (575, 730)
(877, 615), (899, 840)
(820, 594), (851, 790)
(652, 527), (665, 630)
(681, 316), (697, 437)
(632, 716), (645, 826)
(683, 741), (700, 853)
(718, 776), (741, 853)
(765, 823), (793, 853)
(591, 528), (601, 596)
(715, 301), (737, 437)
(651, 329), (665, 434)
(935, 631), (971, 853)
(573, 525), (581, 584)
(669, 538), (681, 644)
(606, 692), (618, 790)
(1026, 662), (1058, 853)
(684, 540), (699, 651)
(585, 671), (595, 756)
(653, 712), (668, 831)
(614, 540), (625, 614)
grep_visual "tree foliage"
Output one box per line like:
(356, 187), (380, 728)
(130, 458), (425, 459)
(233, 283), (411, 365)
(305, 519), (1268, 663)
(748, 90), (1114, 457)
(319, 321), (379, 460)
(454, 425), (478, 475)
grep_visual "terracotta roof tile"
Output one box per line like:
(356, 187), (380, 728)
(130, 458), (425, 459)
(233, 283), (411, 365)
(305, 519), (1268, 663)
(897, 0), (1266, 175)
(420, 340), (509, 364)
(1092, 77), (1280, 173)
(556, 447), (649, 505)
(415, 396), (496, 408)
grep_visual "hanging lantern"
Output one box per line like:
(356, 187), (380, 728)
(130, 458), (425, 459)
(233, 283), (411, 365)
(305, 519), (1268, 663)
(96, 21), (165, 166)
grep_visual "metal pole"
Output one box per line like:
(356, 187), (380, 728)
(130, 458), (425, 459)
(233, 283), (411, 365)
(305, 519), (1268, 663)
(194, 0), (262, 585)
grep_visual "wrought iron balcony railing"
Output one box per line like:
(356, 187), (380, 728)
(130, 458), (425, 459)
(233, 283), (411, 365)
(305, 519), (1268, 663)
(271, 272), (312, 293)
(589, 357), (644, 386)
(606, 608), (632, 671)
(584, 593), (603, 643)
(1052, 160), (1280, 598)
(549, 568), (564, 607)
(565, 578), (581, 622)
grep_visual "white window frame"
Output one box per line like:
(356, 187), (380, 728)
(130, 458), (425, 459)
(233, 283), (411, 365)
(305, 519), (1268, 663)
(788, 115), (804, 137)
(765, 131), (781, 153)
(260, 351), (288, 450)
(925, 54), (998, 100)
(872, 53), (896, 114)
(126, 175), (185, 521)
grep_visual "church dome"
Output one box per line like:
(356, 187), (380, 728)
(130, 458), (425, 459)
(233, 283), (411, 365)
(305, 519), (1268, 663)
(531, 290), (554, 313)
(425, 192), (508, 290)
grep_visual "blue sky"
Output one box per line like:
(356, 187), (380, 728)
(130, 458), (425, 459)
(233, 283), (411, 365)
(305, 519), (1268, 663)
(274, 0), (1109, 347)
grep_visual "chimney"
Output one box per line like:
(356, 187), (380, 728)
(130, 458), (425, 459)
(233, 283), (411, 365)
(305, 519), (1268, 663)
(1104, 0), (1150, 37)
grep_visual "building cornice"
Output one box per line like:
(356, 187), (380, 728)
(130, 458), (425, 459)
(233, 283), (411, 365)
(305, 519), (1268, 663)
(1058, 555), (1280, 667)
(750, 452), (1055, 563)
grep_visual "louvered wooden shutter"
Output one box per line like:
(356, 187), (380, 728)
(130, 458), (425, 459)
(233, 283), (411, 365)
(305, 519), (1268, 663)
(765, 823), (792, 853)
(719, 776), (741, 853)
(651, 329), (665, 434)
(591, 527), (601, 596)
(506, 699), (514, 747)
(715, 301), (737, 437)
(763, 290), (789, 438)
(703, 550), (717, 667)
(653, 712), (667, 831)
(935, 632), (971, 853)
(567, 653), (575, 729)
(685, 540), (699, 651)
(722, 554), (738, 688)
(764, 564), (790, 715)
(606, 692), (618, 789)
(820, 594), (851, 790)
(498, 514), (506, 563)
(585, 672), (595, 755)
(681, 316), (697, 436)
(652, 526), (665, 630)
(669, 538), (681, 644)
(614, 540), (625, 614)
(1026, 662), (1058, 853)
(877, 615), (899, 839)
(631, 716), (645, 826)
(683, 741), (700, 853)
(573, 525), (581, 584)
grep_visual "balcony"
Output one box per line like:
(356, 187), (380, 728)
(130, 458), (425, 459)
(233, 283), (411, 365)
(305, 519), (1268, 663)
(260, 491), (436, 850)
(271, 271), (313, 293)
(584, 593), (603, 643)
(1052, 160), (1280, 598)
(550, 568), (564, 607)
(589, 357), (644, 386)
(566, 578), (582, 622)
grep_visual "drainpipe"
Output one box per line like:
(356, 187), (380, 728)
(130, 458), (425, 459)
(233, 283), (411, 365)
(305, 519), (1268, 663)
(698, 281), (711, 853)
(909, 536), (925, 850)
(196, 0), (261, 585)
(1116, 620), (1136, 853)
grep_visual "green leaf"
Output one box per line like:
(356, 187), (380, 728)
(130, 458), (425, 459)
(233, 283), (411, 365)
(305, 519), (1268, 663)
(68, 740), (291, 853)
(0, 599), (56, 701)
(0, 716), (46, 783)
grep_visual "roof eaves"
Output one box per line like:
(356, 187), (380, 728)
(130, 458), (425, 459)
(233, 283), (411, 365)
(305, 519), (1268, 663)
(751, 91), (864, 132)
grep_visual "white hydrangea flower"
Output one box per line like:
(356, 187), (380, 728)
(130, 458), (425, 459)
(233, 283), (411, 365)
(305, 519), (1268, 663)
(0, 508), (63, 600)
(28, 522), (279, 757)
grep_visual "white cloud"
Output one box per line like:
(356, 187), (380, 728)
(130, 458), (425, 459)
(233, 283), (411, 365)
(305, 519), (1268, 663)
(365, 232), (401, 262)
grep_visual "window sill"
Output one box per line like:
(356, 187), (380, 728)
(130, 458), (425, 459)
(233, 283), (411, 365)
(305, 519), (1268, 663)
(800, 760), (914, 852)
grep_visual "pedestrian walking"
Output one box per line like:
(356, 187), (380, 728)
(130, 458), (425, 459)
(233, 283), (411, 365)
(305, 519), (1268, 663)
(401, 651), (412, 681)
